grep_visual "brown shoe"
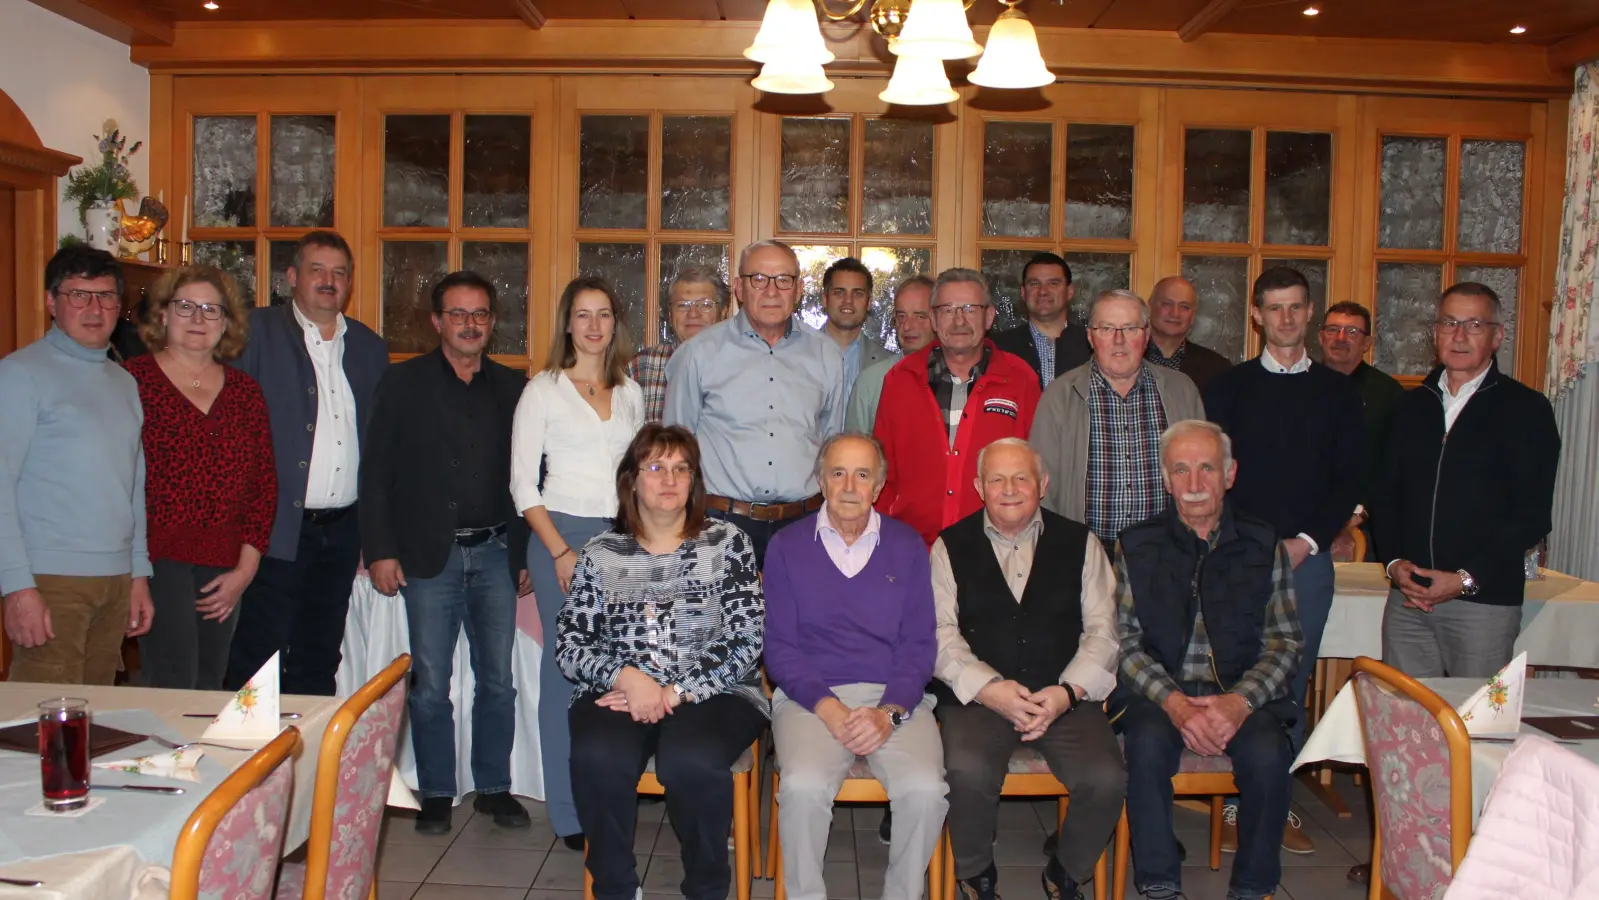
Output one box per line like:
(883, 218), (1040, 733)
(1347, 863), (1371, 884)
(1219, 803), (1238, 853)
(1282, 812), (1315, 854)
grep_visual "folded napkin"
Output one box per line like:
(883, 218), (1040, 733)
(1458, 651), (1527, 737)
(92, 747), (204, 782)
(201, 652), (281, 741)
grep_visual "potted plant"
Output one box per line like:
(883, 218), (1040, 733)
(62, 119), (141, 253)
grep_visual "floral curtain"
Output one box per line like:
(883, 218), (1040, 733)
(1548, 63), (1599, 400)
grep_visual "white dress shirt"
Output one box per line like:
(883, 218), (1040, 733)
(814, 502), (881, 578)
(293, 302), (359, 510)
(511, 370), (644, 518)
(1259, 345), (1320, 553)
(1439, 365), (1491, 433)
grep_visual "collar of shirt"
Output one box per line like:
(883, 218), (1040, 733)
(815, 502), (882, 576)
(927, 343), (991, 391)
(1145, 340), (1187, 368)
(291, 298), (347, 343)
(735, 309), (794, 344)
(1259, 346), (1312, 375)
(981, 508), (1043, 549)
(1438, 364), (1491, 401)
(1089, 360), (1153, 398)
(435, 347), (485, 388)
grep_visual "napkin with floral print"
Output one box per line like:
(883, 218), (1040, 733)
(93, 746), (205, 782)
(201, 652), (281, 741)
(1457, 651), (1527, 737)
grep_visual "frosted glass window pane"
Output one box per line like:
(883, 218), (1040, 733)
(579, 116), (648, 230)
(268, 240), (297, 306)
(658, 244), (730, 346)
(661, 116), (732, 232)
(1378, 136), (1446, 250)
(1458, 141), (1525, 254)
(1262, 258), (1328, 359)
(1183, 129), (1251, 244)
(268, 115), (334, 228)
(383, 115), (450, 228)
(576, 242), (647, 356)
(858, 246), (934, 351)
(1065, 124), (1134, 240)
(462, 241), (530, 356)
(193, 117), (256, 228)
(193, 241), (257, 305)
(792, 244), (852, 331)
(1179, 255), (1250, 363)
(780, 119), (851, 234)
(1264, 131), (1331, 246)
(463, 115), (531, 229)
(1062, 253), (1133, 327)
(980, 248), (1033, 333)
(381, 241), (449, 353)
(1455, 265), (1519, 375)
(1375, 262), (1444, 375)
(982, 121), (1052, 238)
(862, 119), (934, 236)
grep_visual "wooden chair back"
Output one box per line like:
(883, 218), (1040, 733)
(169, 726), (302, 900)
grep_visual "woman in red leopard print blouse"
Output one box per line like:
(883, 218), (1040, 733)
(124, 265), (276, 690)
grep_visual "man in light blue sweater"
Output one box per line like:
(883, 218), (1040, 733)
(0, 247), (153, 684)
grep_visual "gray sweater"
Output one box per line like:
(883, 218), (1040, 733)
(0, 327), (150, 594)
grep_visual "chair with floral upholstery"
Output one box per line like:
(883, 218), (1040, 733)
(170, 727), (302, 900)
(1350, 656), (1472, 900)
(275, 653), (412, 900)
(1110, 745), (1244, 900)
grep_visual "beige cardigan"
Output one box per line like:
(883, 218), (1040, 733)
(1028, 361), (1206, 522)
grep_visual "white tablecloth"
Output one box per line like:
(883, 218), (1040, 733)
(1322, 564), (1599, 665)
(1294, 677), (1599, 824)
(335, 575), (548, 804)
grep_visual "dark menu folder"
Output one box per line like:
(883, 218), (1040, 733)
(0, 721), (147, 758)
(1523, 716), (1599, 741)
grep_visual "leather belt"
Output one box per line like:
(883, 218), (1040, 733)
(454, 523), (507, 547)
(302, 504), (355, 526)
(705, 493), (823, 523)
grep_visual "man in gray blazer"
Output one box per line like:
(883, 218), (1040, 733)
(1030, 289), (1204, 548)
(226, 230), (390, 696)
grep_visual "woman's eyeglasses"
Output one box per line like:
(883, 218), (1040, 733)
(172, 299), (224, 321)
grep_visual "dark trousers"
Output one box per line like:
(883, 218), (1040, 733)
(705, 509), (800, 569)
(141, 558), (237, 690)
(938, 701), (1125, 885)
(1118, 692), (1295, 900)
(1285, 552), (1335, 750)
(570, 691), (767, 900)
(225, 507), (361, 695)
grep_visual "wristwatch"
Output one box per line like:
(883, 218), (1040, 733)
(1456, 570), (1480, 597)
(671, 684), (690, 703)
(879, 704), (908, 728)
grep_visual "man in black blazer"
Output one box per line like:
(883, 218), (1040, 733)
(226, 231), (389, 696)
(360, 270), (532, 835)
(990, 252), (1092, 390)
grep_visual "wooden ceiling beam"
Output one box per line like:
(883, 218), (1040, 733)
(513, 0), (546, 29)
(23, 0), (174, 45)
(1549, 23), (1599, 70)
(1177, 0), (1243, 43)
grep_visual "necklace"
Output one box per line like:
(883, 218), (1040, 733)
(569, 374), (600, 397)
(161, 351), (213, 390)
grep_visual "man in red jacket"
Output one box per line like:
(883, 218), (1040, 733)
(873, 268), (1042, 547)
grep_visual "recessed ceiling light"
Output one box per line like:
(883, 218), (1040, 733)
(203, 1), (218, 8)
(1303, 6), (1320, 16)
(1510, 25), (1527, 34)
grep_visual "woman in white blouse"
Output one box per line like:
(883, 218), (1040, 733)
(512, 275), (644, 850)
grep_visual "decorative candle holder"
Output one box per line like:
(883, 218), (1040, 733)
(155, 237), (170, 265)
(178, 241), (193, 265)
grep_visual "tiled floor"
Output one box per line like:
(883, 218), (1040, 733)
(374, 772), (1376, 900)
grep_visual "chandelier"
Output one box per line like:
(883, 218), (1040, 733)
(744, 0), (1055, 104)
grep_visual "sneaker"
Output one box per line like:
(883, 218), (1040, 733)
(1041, 856), (1082, 900)
(957, 863), (1000, 900)
(879, 809), (892, 846)
(415, 796), (453, 835)
(473, 792), (531, 829)
(1281, 811), (1315, 854)
(1219, 804), (1238, 854)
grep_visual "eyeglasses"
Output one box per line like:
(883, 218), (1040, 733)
(56, 289), (121, 310)
(1087, 324), (1148, 339)
(443, 308), (494, 325)
(740, 273), (798, 291)
(642, 462), (693, 478)
(931, 303), (989, 319)
(1433, 317), (1500, 335)
(1319, 325), (1369, 338)
(672, 299), (721, 312)
(172, 299), (224, 321)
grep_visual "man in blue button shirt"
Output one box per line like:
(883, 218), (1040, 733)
(665, 240), (846, 565)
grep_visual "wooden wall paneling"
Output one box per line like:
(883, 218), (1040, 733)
(1523, 96), (1570, 393)
(147, 73), (173, 227)
(528, 77), (559, 372)
(0, 186), (15, 355)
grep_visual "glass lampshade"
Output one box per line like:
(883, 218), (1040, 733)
(969, 8), (1054, 89)
(752, 57), (836, 94)
(745, 0), (835, 66)
(879, 53), (959, 105)
(891, 0), (982, 60)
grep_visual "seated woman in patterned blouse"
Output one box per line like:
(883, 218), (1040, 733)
(556, 423), (767, 900)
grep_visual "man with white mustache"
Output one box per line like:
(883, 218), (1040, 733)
(1113, 419), (1304, 900)
(820, 257), (897, 400)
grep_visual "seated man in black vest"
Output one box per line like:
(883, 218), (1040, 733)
(1113, 419), (1305, 900)
(932, 437), (1126, 900)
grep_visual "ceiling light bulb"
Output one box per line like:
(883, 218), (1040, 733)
(1510, 25), (1527, 34)
(879, 53), (959, 105)
(969, 8), (1054, 90)
(745, 0), (835, 66)
(203, 0), (219, 7)
(1302, 5), (1319, 15)
(752, 57), (835, 95)
(891, 0), (982, 60)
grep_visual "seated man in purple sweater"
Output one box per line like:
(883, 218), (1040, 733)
(764, 432), (948, 900)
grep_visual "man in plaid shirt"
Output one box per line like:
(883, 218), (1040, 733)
(626, 265), (729, 423)
(1111, 419), (1304, 900)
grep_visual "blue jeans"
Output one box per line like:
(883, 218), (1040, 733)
(403, 536), (519, 800)
(1119, 691), (1294, 900)
(1286, 551), (1335, 750)
(527, 511), (611, 837)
